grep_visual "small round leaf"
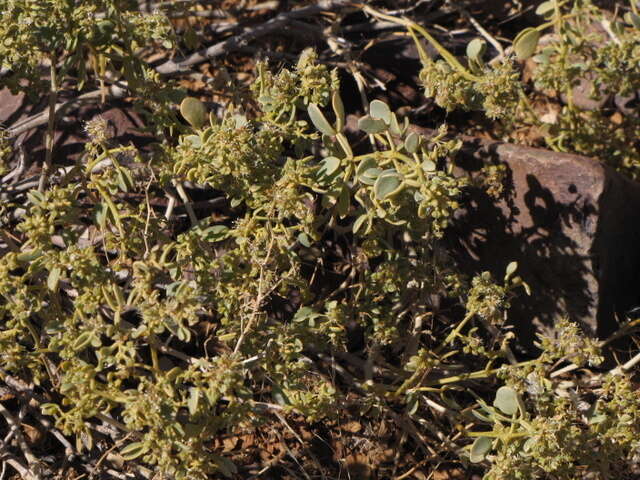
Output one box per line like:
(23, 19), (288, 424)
(359, 168), (382, 185)
(356, 156), (378, 178)
(233, 114), (248, 128)
(184, 134), (202, 148)
(318, 156), (341, 177)
(374, 173), (401, 200)
(370, 100), (391, 124)
(180, 97), (207, 129)
(466, 38), (487, 63)
(363, 168), (383, 179)
(470, 437), (492, 463)
(422, 159), (436, 172)
(389, 113), (402, 135)
(494, 386), (519, 415)
(536, 1), (555, 16)
(405, 132), (420, 153)
(297, 232), (312, 247)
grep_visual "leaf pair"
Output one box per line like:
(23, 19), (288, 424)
(358, 99), (393, 134)
(308, 91), (346, 136)
(469, 386), (522, 463)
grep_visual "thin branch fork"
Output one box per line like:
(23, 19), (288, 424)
(0, 403), (42, 480)
(0, 453), (40, 480)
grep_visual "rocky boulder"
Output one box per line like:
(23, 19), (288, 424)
(439, 134), (640, 348)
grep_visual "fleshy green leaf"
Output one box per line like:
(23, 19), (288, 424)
(353, 214), (369, 234)
(370, 99), (391, 124)
(389, 112), (402, 135)
(471, 409), (494, 423)
(422, 159), (436, 172)
(188, 387), (199, 416)
(17, 250), (43, 263)
(494, 386), (519, 415)
(625, 11), (640, 29)
(271, 382), (290, 406)
(308, 103), (336, 136)
(332, 91), (345, 132)
(362, 167), (383, 182)
(405, 132), (420, 153)
(184, 134), (202, 148)
(536, 1), (555, 16)
(513, 28), (540, 60)
(233, 114), (248, 128)
(374, 173), (401, 200)
(47, 266), (61, 292)
(27, 190), (45, 206)
(40, 403), (62, 416)
(202, 225), (229, 242)
(120, 441), (150, 461)
(505, 261), (518, 280)
(356, 156), (378, 178)
(359, 167), (381, 185)
(337, 185), (350, 217)
(318, 156), (341, 177)
(73, 332), (93, 352)
(115, 167), (134, 192)
(95, 203), (108, 229)
(470, 436), (492, 463)
(298, 232), (312, 247)
(358, 115), (387, 134)
(466, 38), (487, 63)
(293, 306), (315, 322)
(180, 97), (207, 129)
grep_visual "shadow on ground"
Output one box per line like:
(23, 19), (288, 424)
(442, 137), (640, 352)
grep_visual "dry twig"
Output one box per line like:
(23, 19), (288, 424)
(154, 0), (353, 75)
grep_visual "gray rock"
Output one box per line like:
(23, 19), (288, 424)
(440, 135), (640, 348)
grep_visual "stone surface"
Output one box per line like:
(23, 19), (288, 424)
(438, 134), (640, 347)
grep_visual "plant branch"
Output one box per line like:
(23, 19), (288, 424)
(37, 59), (59, 191)
(7, 83), (128, 139)
(154, 0), (353, 75)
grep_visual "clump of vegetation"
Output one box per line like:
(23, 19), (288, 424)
(372, 0), (640, 176)
(0, 1), (639, 479)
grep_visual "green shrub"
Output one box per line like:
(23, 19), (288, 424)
(0, 1), (639, 479)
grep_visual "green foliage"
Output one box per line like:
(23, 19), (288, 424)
(0, 2), (639, 479)
(415, 0), (640, 176)
(0, 0), (173, 91)
(0, 130), (11, 175)
(420, 57), (521, 120)
(465, 321), (640, 479)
